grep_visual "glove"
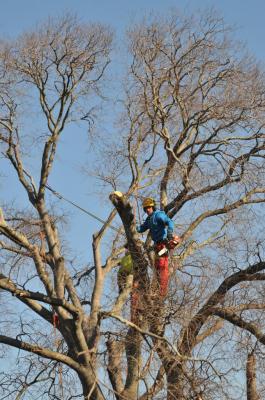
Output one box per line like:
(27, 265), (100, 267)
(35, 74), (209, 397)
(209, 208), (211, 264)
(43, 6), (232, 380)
(167, 232), (173, 241)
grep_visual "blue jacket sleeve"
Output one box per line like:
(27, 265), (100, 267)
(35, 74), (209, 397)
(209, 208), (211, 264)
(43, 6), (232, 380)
(156, 212), (174, 234)
(137, 219), (149, 233)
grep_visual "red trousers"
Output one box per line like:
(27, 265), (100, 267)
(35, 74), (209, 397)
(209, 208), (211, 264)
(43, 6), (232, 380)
(155, 243), (169, 296)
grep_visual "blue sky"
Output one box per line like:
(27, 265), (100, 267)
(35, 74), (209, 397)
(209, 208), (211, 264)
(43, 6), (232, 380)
(0, 1), (264, 391)
(1, 0), (265, 265)
(1, 0), (265, 57)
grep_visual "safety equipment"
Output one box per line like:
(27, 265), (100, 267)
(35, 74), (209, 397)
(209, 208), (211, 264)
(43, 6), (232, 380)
(154, 244), (169, 297)
(154, 237), (181, 296)
(142, 197), (156, 208)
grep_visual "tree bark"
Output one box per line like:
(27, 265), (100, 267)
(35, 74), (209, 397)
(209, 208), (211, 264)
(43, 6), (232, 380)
(122, 328), (142, 400)
(246, 352), (260, 400)
(79, 369), (105, 400)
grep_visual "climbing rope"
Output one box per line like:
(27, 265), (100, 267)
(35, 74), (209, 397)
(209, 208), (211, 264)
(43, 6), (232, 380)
(45, 184), (121, 234)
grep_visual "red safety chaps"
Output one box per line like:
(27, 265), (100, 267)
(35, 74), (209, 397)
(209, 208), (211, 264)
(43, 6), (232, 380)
(155, 243), (169, 296)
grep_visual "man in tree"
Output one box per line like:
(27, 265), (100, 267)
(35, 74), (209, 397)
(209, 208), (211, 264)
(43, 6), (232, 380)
(137, 197), (179, 296)
(2, 10), (265, 400)
(117, 245), (133, 294)
(117, 244), (143, 322)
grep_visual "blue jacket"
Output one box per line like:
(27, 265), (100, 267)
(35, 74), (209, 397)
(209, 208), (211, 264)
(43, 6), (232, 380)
(137, 210), (174, 243)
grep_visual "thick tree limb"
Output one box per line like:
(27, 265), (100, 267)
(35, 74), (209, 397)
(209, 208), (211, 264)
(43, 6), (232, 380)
(246, 352), (260, 400)
(0, 335), (81, 371)
(179, 261), (265, 355)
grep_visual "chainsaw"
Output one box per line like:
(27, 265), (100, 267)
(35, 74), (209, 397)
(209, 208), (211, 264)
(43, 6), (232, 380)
(156, 235), (181, 256)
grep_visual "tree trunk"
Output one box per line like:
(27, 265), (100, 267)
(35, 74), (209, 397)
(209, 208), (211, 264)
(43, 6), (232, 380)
(79, 370), (105, 400)
(122, 328), (142, 400)
(246, 352), (260, 400)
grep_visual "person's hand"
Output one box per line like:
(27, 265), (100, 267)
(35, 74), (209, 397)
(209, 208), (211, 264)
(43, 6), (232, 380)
(173, 235), (181, 244)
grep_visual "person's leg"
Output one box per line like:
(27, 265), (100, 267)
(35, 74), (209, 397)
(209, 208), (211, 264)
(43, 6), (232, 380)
(155, 255), (169, 296)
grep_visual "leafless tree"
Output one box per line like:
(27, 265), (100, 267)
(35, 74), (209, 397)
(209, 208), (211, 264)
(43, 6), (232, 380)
(1, 9), (265, 400)
(0, 14), (113, 400)
(106, 10), (265, 400)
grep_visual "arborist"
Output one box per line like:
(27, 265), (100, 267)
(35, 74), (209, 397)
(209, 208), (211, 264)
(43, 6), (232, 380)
(117, 244), (141, 323)
(136, 197), (180, 296)
(117, 244), (133, 294)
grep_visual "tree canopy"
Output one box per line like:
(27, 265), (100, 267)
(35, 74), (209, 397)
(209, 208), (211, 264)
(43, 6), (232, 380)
(1, 10), (265, 400)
